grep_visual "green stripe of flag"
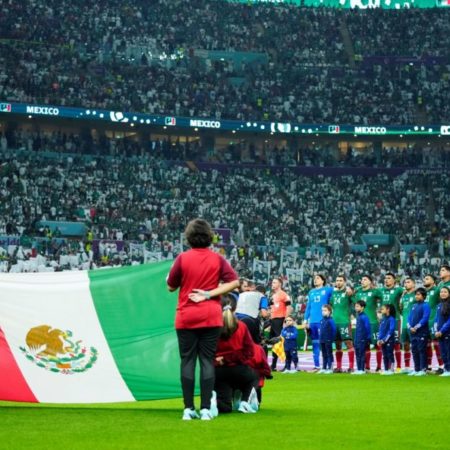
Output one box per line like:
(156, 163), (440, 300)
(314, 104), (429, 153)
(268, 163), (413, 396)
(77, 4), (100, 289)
(89, 261), (181, 400)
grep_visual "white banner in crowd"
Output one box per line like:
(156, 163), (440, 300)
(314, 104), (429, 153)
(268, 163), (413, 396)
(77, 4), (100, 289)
(129, 243), (145, 258)
(280, 250), (298, 270)
(143, 251), (162, 263)
(252, 259), (272, 285)
(286, 268), (303, 295)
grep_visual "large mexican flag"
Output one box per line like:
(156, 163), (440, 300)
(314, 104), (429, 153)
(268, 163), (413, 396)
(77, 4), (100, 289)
(0, 261), (182, 403)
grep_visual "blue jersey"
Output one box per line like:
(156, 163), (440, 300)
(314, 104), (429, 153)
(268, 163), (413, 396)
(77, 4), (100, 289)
(355, 312), (371, 343)
(378, 316), (396, 342)
(408, 301), (430, 337)
(435, 303), (450, 337)
(305, 286), (333, 324)
(281, 325), (298, 351)
(319, 316), (336, 343)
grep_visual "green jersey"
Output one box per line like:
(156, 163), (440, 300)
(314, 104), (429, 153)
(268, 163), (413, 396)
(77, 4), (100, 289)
(399, 292), (415, 329)
(380, 286), (404, 318)
(330, 288), (352, 323)
(425, 286), (440, 327)
(352, 287), (382, 323)
(437, 280), (450, 289)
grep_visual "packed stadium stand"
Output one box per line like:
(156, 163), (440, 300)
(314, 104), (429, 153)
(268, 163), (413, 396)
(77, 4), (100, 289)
(0, 1), (449, 124)
(1, 1), (449, 297)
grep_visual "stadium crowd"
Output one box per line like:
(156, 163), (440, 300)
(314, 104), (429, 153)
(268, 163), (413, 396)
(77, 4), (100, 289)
(0, 133), (449, 290)
(0, 1), (449, 124)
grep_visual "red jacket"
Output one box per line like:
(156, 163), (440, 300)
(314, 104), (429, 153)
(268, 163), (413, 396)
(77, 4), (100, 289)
(249, 343), (271, 387)
(167, 248), (238, 329)
(216, 321), (254, 366)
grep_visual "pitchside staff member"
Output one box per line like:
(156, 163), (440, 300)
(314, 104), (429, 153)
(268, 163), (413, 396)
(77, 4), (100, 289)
(236, 279), (269, 343)
(269, 277), (292, 371)
(167, 218), (239, 421)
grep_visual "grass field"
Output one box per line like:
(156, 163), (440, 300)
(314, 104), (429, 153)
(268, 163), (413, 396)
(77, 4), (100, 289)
(1, 372), (448, 450)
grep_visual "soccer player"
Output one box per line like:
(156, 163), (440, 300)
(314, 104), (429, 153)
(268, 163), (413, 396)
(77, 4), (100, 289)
(304, 274), (334, 371)
(380, 272), (404, 371)
(269, 277), (292, 371)
(351, 275), (382, 372)
(407, 288), (430, 376)
(330, 275), (354, 372)
(423, 274), (444, 373)
(438, 264), (450, 289)
(399, 277), (416, 373)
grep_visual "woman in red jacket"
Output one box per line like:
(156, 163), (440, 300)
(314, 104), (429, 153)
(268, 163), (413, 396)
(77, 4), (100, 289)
(215, 294), (260, 414)
(167, 219), (239, 421)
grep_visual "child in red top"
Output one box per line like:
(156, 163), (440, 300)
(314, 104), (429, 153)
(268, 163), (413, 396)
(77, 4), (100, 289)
(215, 295), (260, 414)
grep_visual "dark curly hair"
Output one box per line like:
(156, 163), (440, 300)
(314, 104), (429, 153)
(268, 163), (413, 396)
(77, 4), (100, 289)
(184, 218), (214, 248)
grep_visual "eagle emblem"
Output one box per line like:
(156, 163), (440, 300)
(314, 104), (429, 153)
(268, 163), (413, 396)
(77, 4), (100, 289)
(20, 325), (98, 374)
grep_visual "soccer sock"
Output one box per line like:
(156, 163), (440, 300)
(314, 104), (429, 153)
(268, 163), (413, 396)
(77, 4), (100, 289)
(336, 350), (343, 369)
(376, 345), (382, 370)
(394, 343), (402, 369)
(348, 348), (355, 369)
(426, 341), (433, 368)
(433, 341), (444, 366)
(365, 350), (371, 370)
(404, 351), (411, 368)
(312, 341), (320, 368)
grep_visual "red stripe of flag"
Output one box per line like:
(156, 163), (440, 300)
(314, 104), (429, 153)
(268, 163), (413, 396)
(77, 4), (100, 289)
(0, 327), (37, 402)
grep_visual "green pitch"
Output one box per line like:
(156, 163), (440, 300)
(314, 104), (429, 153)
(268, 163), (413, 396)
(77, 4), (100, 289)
(0, 373), (448, 450)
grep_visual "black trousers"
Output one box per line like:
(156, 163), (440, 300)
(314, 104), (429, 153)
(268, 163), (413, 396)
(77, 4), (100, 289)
(411, 335), (428, 372)
(176, 327), (221, 410)
(214, 365), (259, 413)
(269, 318), (284, 369)
(240, 316), (262, 344)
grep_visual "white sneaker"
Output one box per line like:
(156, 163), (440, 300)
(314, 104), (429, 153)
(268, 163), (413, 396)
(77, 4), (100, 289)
(351, 370), (365, 375)
(414, 371), (426, 377)
(248, 387), (259, 412)
(289, 369), (298, 373)
(182, 408), (199, 420)
(440, 371), (450, 377)
(408, 371), (418, 376)
(381, 370), (394, 376)
(238, 401), (256, 414)
(324, 370), (333, 374)
(317, 369), (326, 374)
(200, 408), (214, 420)
(210, 390), (218, 418)
(401, 368), (412, 374)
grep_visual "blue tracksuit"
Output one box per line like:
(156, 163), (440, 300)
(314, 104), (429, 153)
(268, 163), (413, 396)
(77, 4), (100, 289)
(434, 303), (450, 372)
(355, 312), (371, 371)
(408, 301), (430, 372)
(378, 316), (396, 371)
(305, 286), (333, 368)
(319, 316), (336, 370)
(281, 325), (298, 370)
